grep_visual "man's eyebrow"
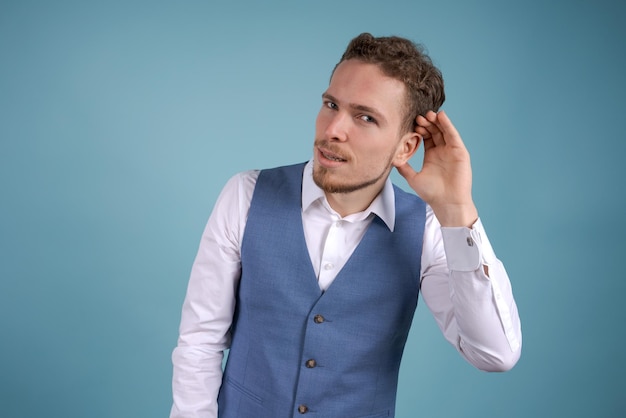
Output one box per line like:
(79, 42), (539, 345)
(322, 92), (338, 103)
(322, 93), (386, 123)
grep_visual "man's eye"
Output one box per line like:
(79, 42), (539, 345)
(359, 115), (376, 124)
(325, 101), (338, 110)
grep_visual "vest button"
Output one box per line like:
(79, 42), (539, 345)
(298, 404), (309, 414)
(313, 314), (324, 324)
(305, 359), (317, 368)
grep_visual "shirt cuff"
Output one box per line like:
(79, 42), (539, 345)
(440, 218), (492, 272)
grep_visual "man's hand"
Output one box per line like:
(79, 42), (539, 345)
(395, 110), (478, 227)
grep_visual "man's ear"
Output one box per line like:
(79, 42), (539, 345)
(392, 131), (421, 167)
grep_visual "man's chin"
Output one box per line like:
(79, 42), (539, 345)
(313, 173), (374, 195)
(313, 170), (346, 194)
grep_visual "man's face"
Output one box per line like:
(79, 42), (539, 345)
(313, 59), (411, 195)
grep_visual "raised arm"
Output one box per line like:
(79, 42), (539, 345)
(397, 110), (521, 370)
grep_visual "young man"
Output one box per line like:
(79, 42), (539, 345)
(170, 33), (522, 418)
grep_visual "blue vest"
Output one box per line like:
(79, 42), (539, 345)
(218, 163), (426, 418)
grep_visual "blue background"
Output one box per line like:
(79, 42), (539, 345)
(1, 1), (625, 417)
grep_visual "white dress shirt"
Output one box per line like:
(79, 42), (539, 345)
(170, 161), (522, 418)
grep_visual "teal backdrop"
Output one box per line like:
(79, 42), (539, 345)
(1, 1), (625, 417)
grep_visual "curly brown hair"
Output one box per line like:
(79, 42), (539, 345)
(335, 33), (446, 134)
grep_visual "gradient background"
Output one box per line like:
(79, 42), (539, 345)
(1, 1), (625, 417)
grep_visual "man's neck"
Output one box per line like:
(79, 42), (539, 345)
(324, 181), (385, 218)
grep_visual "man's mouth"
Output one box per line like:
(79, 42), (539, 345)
(319, 148), (347, 162)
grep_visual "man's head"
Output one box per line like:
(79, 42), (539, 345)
(334, 32), (445, 134)
(312, 33), (445, 213)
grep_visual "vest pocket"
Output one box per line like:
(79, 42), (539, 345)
(224, 376), (263, 405)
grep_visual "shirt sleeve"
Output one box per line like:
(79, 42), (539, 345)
(170, 170), (258, 418)
(419, 207), (522, 372)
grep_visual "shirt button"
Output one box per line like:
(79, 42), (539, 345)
(313, 314), (325, 324)
(335, 221), (342, 228)
(323, 262), (334, 270)
(298, 404), (309, 414)
(305, 359), (317, 368)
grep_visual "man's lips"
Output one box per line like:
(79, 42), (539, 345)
(317, 147), (348, 163)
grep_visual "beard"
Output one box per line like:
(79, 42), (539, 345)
(312, 142), (395, 194)
(313, 165), (390, 194)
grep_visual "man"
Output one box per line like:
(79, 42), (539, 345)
(170, 33), (522, 418)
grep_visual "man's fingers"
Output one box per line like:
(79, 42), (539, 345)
(417, 113), (445, 146)
(416, 110), (467, 150)
(433, 111), (464, 147)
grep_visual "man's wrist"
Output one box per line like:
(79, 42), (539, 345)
(432, 203), (478, 228)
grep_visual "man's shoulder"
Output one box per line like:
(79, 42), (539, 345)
(249, 161), (308, 197)
(254, 162), (308, 187)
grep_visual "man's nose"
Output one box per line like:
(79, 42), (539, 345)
(324, 112), (349, 142)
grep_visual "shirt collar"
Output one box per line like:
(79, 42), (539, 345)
(301, 160), (396, 231)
